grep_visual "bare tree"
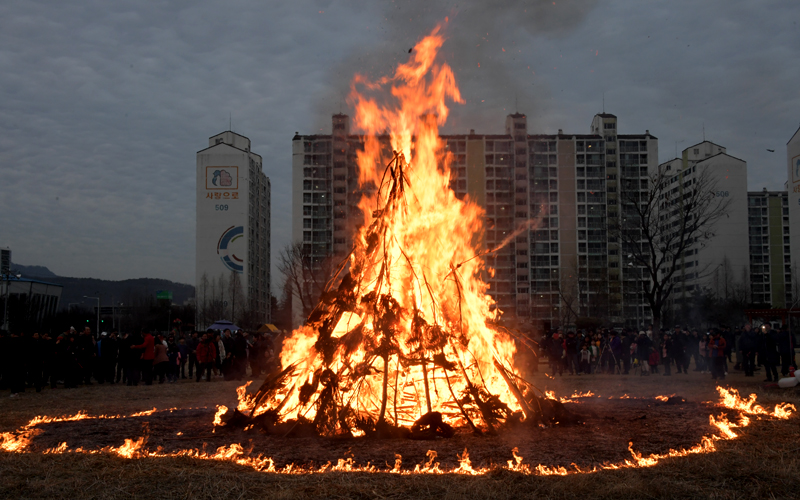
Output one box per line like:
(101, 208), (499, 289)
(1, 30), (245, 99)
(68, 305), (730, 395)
(197, 273), (210, 330)
(555, 271), (580, 328)
(277, 242), (335, 326)
(228, 270), (244, 324)
(611, 167), (733, 336)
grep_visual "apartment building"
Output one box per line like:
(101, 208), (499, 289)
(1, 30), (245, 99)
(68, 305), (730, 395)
(292, 113), (657, 329)
(788, 126), (800, 309)
(655, 142), (749, 308)
(747, 189), (792, 308)
(197, 131), (271, 325)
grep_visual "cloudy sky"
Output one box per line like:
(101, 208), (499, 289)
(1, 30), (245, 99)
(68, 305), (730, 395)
(2, 0), (798, 289)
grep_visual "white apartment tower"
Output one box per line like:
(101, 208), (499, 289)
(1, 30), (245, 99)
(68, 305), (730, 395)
(197, 131), (271, 326)
(655, 142), (749, 309)
(787, 125), (800, 305)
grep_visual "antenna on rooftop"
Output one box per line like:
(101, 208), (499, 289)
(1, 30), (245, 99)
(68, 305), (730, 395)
(702, 122), (705, 141)
(229, 112), (232, 132)
(602, 92), (605, 113)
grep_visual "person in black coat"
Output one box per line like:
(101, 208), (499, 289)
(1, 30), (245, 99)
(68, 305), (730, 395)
(637, 332), (652, 366)
(24, 332), (44, 392)
(6, 331), (26, 396)
(76, 327), (96, 385)
(232, 331), (249, 380)
(41, 333), (58, 388)
(670, 332), (687, 374)
(776, 325), (795, 376)
(758, 324), (779, 382)
(548, 332), (564, 376)
(739, 324), (758, 377)
(125, 331), (144, 386)
(100, 332), (119, 384)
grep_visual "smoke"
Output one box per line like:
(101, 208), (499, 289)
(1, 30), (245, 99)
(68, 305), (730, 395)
(312, 0), (599, 133)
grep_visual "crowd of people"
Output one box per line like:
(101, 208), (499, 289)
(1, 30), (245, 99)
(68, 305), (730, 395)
(2, 322), (798, 397)
(532, 323), (797, 381)
(0, 326), (280, 397)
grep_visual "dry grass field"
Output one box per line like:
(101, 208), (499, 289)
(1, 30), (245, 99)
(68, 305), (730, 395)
(1, 370), (799, 499)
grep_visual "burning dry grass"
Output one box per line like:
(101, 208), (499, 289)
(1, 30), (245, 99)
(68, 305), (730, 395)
(0, 410), (798, 499)
(1, 374), (798, 498)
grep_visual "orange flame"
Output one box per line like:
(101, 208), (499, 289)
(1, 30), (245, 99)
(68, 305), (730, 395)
(267, 23), (524, 432)
(717, 387), (796, 419)
(213, 405), (228, 426)
(110, 437), (147, 459)
(1, 385), (795, 476)
(236, 382), (255, 413)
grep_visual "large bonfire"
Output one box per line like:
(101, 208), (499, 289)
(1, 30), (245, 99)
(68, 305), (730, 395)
(245, 24), (548, 437)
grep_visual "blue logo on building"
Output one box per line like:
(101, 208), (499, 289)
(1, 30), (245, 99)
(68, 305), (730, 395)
(217, 225), (244, 273)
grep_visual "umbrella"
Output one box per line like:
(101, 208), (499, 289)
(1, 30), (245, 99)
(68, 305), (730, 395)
(257, 323), (280, 334)
(207, 320), (241, 332)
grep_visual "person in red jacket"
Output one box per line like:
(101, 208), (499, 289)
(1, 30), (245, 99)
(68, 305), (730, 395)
(195, 333), (217, 382)
(708, 330), (727, 381)
(131, 329), (155, 386)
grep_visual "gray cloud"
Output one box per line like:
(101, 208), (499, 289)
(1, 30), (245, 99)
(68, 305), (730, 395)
(0, 0), (798, 290)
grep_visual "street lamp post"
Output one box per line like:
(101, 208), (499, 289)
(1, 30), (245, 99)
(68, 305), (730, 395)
(84, 295), (100, 338)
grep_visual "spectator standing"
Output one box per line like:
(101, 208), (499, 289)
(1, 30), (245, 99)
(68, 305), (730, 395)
(153, 335), (169, 384)
(661, 333), (673, 376)
(758, 324), (779, 382)
(776, 324), (795, 377)
(178, 338), (190, 379)
(671, 331), (687, 374)
(27, 333), (44, 392)
(563, 331), (579, 375)
(195, 333), (217, 382)
(125, 331), (143, 386)
(63, 333), (82, 388)
(166, 337), (180, 383)
(233, 331), (249, 380)
(186, 332), (199, 379)
(77, 327), (96, 385)
(6, 331), (26, 397)
(739, 324), (758, 377)
(578, 344), (591, 374)
(708, 330), (727, 380)
(131, 329), (155, 385)
(610, 331), (623, 374)
(548, 332), (564, 376)
(687, 330), (701, 371)
(620, 330), (633, 375)
(41, 333), (58, 389)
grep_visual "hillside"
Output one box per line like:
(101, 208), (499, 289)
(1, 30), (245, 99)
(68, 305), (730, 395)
(12, 262), (194, 309)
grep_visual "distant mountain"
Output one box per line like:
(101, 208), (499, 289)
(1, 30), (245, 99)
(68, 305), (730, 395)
(50, 277), (195, 309)
(10, 262), (194, 309)
(11, 262), (58, 278)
